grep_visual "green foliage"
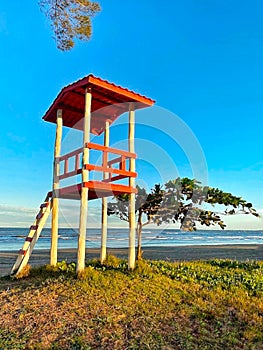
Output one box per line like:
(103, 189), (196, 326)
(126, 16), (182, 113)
(39, 0), (101, 51)
(108, 178), (259, 260)
(134, 259), (155, 278)
(1, 258), (263, 349)
(102, 254), (125, 269)
(107, 184), (164, 223)
(85, 256), (128, 271)
(108, 177), (259, 232)
(148, 260), (263, 296)
(208, 259), (261, 270)
(206, 187), (259, 216)
(160, 177), (259, 230)
(56, 260), (76, 273)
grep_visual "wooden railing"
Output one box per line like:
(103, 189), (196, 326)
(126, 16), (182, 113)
(58, 143), (137, 182)
(59, 147), (82, 180)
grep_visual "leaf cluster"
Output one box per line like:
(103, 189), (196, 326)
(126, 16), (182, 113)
(107, 184), (164, 224)
(206, 187), (259, 217)
(39, 0), (101, 50)
(108, 177), (259, 231)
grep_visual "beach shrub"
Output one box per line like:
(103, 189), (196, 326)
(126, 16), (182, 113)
(14, 264), (31, 279)
(208, 259), (261, 270)
(134, 258), (155, 278)
(147, 260), (263, 295)
(85, 256), (128, 272)
(56, 260), (76, 273)
(80, 265), (98, 279)
(102, 254), (123, 269)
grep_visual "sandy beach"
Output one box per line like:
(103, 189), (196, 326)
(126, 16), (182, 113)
(0, 244), (263, 277)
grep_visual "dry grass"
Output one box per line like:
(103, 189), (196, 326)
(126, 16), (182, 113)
(0, 257), (263, 349)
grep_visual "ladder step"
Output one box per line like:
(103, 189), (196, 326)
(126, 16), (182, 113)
(36, 213), (43, 220)
(11, 190), (52, 276)
(40, 202), (49, 209)
(19, 249), (27, 256)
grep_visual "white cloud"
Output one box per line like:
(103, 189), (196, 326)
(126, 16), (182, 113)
(1, 200), (262, 231)
(0, 204), (37, 227)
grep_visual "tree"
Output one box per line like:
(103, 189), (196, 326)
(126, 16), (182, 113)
(107, 178), (259, 260)
(39, 0), (101, 51)
(108, 185), (164, 260)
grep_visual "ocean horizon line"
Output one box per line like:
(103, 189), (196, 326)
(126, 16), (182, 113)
(1, 227), (263, 232)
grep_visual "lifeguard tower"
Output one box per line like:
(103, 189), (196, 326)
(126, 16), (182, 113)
(11, 75), (155, 276)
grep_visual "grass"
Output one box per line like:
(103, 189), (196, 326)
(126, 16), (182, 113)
(1, 257), (263, 349)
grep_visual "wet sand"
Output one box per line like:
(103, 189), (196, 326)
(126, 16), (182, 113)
(1, 244), (263, 277)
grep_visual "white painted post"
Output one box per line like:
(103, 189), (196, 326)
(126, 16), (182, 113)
(128, 103), (136, 270)
(101, 121), (110, 263)
(50, 109), (63, 266)
(77, 89), (92, 274)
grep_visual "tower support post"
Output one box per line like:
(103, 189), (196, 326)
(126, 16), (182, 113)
(101, 121), (110, 263)
(77, 89), (92, 274)
(128, 103), (136, 270)
(50, 109), (63, 266)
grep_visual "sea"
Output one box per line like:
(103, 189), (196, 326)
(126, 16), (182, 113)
(1, 227), (263, 251)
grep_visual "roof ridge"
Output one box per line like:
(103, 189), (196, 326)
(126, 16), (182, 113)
(87, 74), (155, 103)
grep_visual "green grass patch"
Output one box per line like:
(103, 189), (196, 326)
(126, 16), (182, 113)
(1, 257), (263, 349)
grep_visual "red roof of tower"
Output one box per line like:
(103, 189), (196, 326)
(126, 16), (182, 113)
(42, 74), (155, 135)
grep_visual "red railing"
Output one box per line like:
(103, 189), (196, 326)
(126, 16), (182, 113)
(59, 147), (82, 180)
(58, 143), (137, 182)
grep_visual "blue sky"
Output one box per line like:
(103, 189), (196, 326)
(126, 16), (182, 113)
(0, 0), (263, 229)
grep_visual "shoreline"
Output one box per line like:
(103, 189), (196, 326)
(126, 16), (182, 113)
(1, 244), (263, 277)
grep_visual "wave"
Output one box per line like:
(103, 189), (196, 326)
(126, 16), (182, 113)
(2, 228), (263, 250)
(108, 238), (127, 241)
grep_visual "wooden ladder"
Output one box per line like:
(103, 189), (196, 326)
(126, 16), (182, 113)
(10, 191), (53, 276)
